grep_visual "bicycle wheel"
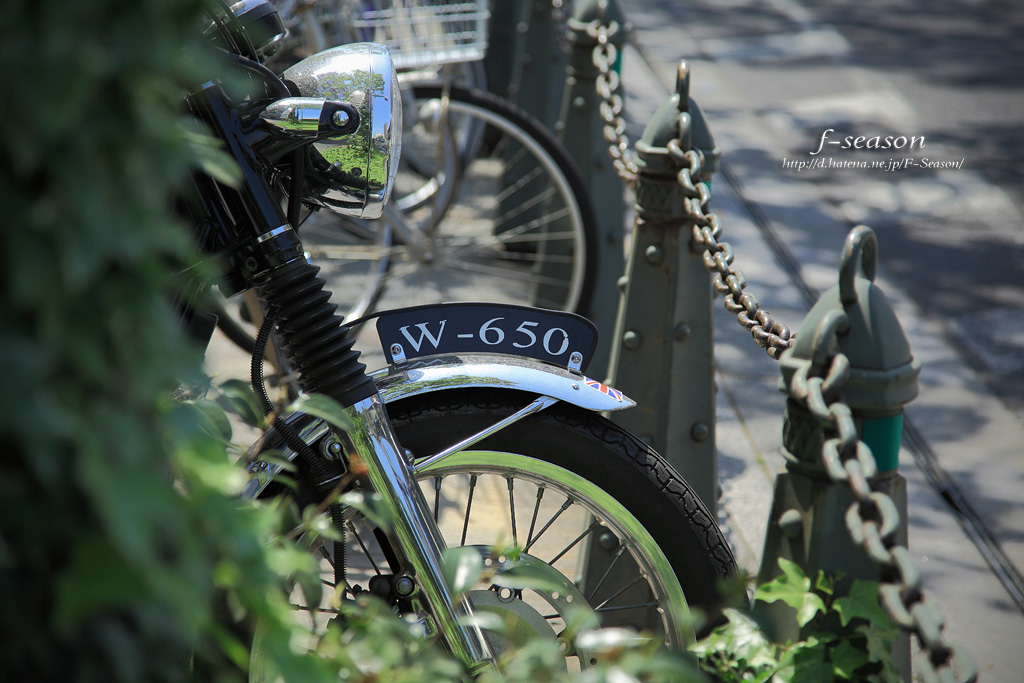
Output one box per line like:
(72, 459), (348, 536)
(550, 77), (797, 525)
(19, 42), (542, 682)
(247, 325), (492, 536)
(311, 85), (599, 317)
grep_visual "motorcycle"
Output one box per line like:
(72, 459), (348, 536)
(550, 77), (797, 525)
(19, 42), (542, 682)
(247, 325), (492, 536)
(183, 0), (737, 675)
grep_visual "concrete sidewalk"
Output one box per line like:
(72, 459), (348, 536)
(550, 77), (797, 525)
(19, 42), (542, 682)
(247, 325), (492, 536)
(617, 0), (1024, 678)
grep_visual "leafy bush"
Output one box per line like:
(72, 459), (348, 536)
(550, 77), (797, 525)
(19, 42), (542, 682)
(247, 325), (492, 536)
(0, 0), (320, 679)
(693, 559), (900, 683)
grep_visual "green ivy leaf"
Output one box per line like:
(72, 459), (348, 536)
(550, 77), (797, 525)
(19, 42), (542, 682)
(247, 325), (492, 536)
(830, 638), (870, 679)
(183, 397), (234, 442)
(833, 579), (891, 627)
(788, 637), (832, 683)
(443, 546), (483, 597)
(216, 378), (265, 428)
(179, 116), (242, 187)
(756, 558), (826, 627)
(284, 393), (355, 433)
(856, 623), (901, 668)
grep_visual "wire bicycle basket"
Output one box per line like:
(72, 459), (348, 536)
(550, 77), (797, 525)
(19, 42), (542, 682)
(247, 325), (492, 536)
(346, 0), (490, 69)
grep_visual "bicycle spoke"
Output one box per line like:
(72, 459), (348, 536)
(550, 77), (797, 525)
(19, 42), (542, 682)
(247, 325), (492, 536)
(496, 184), (559, 226)
(491, 162), (543, 205)
(453, 208), (573, 258)
(432, 258), (572, 289)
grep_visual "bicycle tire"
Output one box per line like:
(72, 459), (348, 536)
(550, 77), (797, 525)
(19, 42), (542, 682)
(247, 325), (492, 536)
(306, 85), (599, 318)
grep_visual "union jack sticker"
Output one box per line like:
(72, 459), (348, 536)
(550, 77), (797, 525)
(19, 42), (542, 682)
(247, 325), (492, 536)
(584, 378), (623, 402)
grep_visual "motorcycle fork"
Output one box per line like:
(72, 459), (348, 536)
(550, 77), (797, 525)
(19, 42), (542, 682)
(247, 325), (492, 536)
(340, 394), (496, 672)
(188, 81), (495, 671)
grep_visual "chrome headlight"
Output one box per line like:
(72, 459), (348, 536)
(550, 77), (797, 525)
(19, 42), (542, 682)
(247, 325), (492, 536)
(283, 43), (402, 219)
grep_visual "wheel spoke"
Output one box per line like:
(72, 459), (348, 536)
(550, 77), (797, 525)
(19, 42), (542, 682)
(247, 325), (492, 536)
(507, 477), (517, 546)
(524, 498), (574, 553)
(460, 474), (477, 547)
(549, 520), (601, 566)
(347, 521), (382, 576)
(593, 575), (645, 612)
(430, 258), (572, 289)
(585, 545), (628, 603)
(526, 486), (546, 549)
(491, 162), (543, 205)
(595, 600), (660, 614)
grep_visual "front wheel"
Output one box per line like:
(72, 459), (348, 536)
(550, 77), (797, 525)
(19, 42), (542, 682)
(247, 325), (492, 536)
(380, 389), (737, 660)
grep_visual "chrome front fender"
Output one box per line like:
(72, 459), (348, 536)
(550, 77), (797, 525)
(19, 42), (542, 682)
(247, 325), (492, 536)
(370, 353), (635, 412)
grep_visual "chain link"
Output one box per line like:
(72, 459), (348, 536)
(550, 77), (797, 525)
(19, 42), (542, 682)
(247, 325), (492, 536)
(667, 140), (794, 358)
(585, 6), (640, 184)
(789, 324), (977, 683)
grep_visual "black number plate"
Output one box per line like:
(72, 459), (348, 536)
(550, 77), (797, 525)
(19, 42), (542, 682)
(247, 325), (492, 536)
(376, 303), (598, 371)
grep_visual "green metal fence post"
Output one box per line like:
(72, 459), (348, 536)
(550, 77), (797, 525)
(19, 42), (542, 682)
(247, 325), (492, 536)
(758, 227), (919, 679)
(605, 63), (720, 512)
(560, 0), (628, 355)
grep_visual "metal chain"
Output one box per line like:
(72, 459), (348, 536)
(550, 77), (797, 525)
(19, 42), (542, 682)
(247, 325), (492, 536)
(550, 0), (573, 55)
(579, 3), (792, 357)
(788, 315), (978, 683)
(666, 139), (794, 359)
(585, 7), (640, 185)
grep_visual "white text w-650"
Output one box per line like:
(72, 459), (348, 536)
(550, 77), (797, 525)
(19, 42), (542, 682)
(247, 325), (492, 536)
(398, 317), (570, 356)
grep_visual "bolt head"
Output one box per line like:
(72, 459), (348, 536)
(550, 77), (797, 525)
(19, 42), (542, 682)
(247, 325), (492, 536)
(690, 421), (710, 442)
(645, 244), (664, 264)
(622, 330), (642, 350)
(393, 575), (416, 597)
(597, 531), (619, 550)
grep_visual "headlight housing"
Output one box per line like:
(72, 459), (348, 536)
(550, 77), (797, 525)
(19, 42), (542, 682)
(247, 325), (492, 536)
(283, 43), (402, 219)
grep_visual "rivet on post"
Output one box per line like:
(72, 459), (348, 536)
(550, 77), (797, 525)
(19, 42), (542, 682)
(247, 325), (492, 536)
(645, 244), (664, 264)
(690, 422), (710, 443)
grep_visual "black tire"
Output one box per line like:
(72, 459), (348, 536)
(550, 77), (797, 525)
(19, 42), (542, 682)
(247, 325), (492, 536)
(385, 388), (738, 646)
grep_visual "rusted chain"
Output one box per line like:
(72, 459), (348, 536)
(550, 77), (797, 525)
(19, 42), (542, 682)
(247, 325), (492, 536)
(580, 3), (793, 358)
(668, 139), (794, 359)
(789, 317), (977, 683)
(585, 6), (640, 184)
